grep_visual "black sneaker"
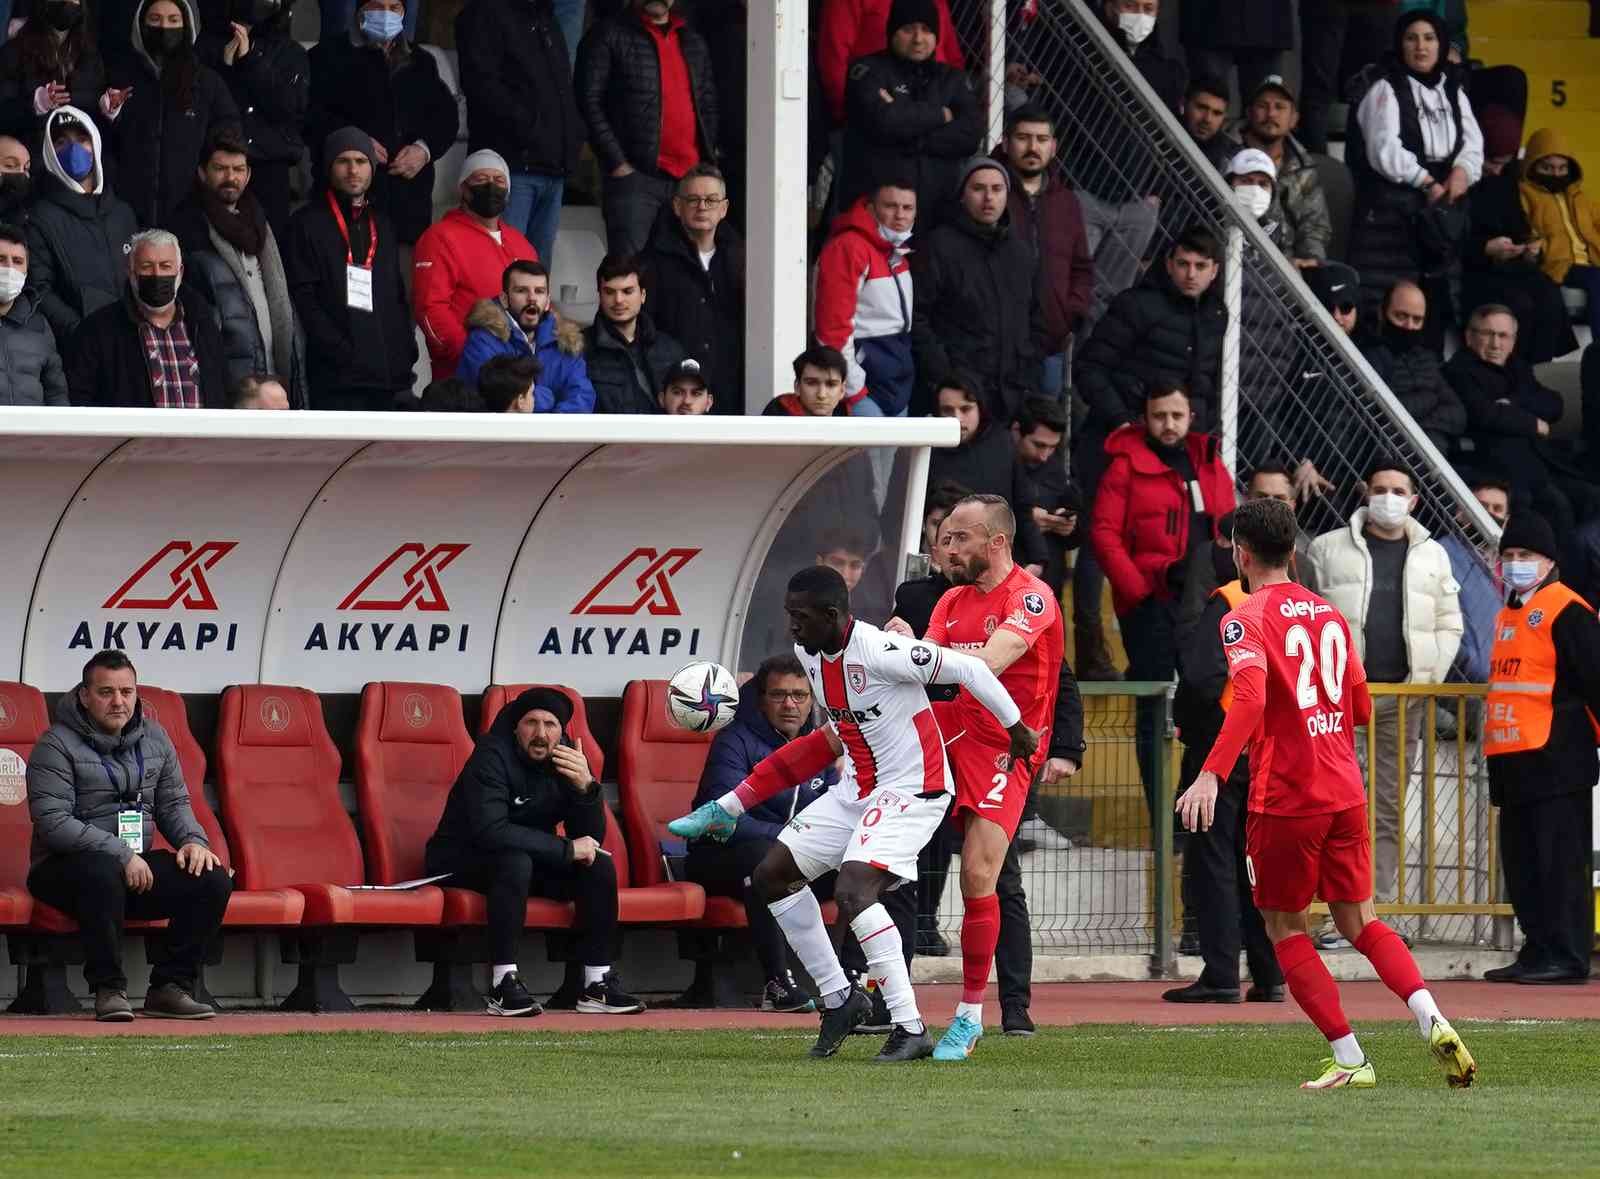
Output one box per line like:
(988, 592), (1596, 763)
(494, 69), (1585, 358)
(810, 986), (872, 1057)
(873, 1024), (935, 1063)
(760, 972), (816, 1013)
(1001, 1003), (1035, 1036)
(576, 971), (645, 1014)
(852, 985), (892, 1035)
(486, 972), (541, 1017)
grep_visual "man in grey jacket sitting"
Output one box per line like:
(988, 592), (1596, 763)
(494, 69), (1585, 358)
(25, 650), (232, 1021)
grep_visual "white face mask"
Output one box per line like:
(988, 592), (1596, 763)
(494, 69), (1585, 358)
(879, 223), (912, 247)
(1118, 11), (1156, 44)
(1233, 185), (1270, 220)
(0, 266), (24, 303)
(1502, 559), (1544, 593)
(1367, 493), (1411, 528)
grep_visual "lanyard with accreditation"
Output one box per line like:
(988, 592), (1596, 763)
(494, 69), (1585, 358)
(328, 190), (377, 313)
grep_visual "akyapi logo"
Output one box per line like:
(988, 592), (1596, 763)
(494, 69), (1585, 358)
(71, 541), (242, 655)
(305, 543), (473, 655)
(538, 547), (704, 658)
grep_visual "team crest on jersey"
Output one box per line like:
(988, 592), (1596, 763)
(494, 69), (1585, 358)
(847, 663), (867, 692)
(910, 645), (933, 666)
(1528, 609), (1545, 628)
(1022, 592), (1046, 615)
(1222, 620), (1245, 644)
(984, 615), (998, 636)
(993, 753), (1012, 771)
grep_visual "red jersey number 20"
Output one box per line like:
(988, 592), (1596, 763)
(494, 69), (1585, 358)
(1286, 620), (1348, 710)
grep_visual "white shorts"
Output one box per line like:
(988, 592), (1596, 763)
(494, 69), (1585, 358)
(778, 786), (951, 884)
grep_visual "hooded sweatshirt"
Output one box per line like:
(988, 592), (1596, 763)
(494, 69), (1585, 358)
(423, 693), (606, 871)
(25, 692), (208, 868)
(1518, 127), (1600, 284)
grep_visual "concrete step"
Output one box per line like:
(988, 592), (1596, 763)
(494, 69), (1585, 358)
(1471, 0), (1591, 42)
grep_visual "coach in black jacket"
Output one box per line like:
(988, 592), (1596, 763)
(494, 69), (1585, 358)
(838, 0), (981, 225)
(425, 687), (640, 1013)
(576, 2), (719, 257)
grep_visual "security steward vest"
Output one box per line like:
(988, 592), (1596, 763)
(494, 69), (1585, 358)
(1485, 581), (1600, 756)
(1213, 580), (1248, 712)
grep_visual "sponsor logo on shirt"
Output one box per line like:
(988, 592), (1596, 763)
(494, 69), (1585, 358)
(1278, 599), (1333, 620)
(1005, 609), (1033, 632)
(1228, 647), (1259, 665)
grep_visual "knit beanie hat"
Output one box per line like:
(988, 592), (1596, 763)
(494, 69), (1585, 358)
(1498, 511), (1558, 562)
(957, 155), (1008, 195)
(322, 126), (374, 171)
(460, 148), (510, 186)
(886, 0), (940, 42)
(506, 687), (574, 731)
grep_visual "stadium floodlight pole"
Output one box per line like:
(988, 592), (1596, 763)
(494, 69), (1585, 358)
(1221, 224), (1242, 479)
(985, 0), (1006, 149)
(745, 0), (810, 414)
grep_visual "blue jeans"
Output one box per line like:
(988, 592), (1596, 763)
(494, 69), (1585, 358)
(1040, 351), (1067, 399)
(508, 172), (566, 270)
(552, 0), (585, 67)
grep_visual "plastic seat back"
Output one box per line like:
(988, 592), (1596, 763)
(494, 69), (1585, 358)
(0, 683), (49, 892)
(138, 685), (230, 865)
(616, 680), (715, 887)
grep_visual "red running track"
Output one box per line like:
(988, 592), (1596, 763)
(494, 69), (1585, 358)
(0, 981), (1591, 1037)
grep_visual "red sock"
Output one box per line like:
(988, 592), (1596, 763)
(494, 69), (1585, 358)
(1274, 933), (1352, 1042)
(959, 892), (1000, 1005)
(1354, 920), (1426, 1002)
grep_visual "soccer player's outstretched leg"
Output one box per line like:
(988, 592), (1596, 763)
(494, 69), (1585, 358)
(669, 565), (1036, 1061)
(1176, 497), (1475, 1090)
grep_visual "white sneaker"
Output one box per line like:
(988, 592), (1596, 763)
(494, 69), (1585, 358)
(1016, 817), (1073, 853)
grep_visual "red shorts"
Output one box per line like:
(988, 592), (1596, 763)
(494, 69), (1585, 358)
(1245, 804), (1372, 913)
(932, 701), (1035, 839)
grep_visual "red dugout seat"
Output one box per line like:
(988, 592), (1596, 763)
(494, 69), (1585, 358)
(0, 682), (47, 933)
(216, 684), (443, 1010)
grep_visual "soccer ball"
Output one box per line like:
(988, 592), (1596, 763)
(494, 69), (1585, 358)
(666, 661), (739, 733)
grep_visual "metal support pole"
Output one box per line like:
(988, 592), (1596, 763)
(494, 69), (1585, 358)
(986, 0), (1007, 149)
(745, 0), (810, 414)
(1151, 686), (1175, 977)
(897, 444), (932, 582)
(1221, 225), (1242, 477)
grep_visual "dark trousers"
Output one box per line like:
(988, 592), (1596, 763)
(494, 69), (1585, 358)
(1298, 0), (1391, 153)
(600, 169), (677, 258)
(26, 849), (233, 992)
(1499, 791), (1594, 977)
(1178, 749), (1280, 990)
(1121, 595), (1179, 822)
(434, 849), (619, 967)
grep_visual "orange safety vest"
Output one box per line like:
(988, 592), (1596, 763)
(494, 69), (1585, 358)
(1213, 580), (1248, 712)
(1484, 581), (1600, 756)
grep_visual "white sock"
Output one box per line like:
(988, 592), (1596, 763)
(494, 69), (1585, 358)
(849, 903), (922, 1031)
(770, 888), (848, 1000)
(492, 964), (516, 987)
(956, 1000), (984, 1027)
(584, 965), (608, 986)
(1407, 988), (1443, 1038)
(821, 986), (851, 1009)
(1330, 1033), (1364, 1067)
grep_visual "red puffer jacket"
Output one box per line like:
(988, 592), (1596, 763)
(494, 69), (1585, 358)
(1089, 424), (1236, 617)
(413, 208), (537, 371)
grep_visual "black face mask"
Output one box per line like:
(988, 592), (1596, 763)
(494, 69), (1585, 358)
(1531, 170), (1574, 193)
(0, 173), (31, 206)
(44, 0), (83, 31)
(465, 182), (508, 218)
(136, 273), (177, 308)
(143, 25), (186, 57)
(1384, 320), (1427, 352)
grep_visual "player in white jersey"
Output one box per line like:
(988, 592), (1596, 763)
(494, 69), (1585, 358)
(670, 566), (1038, 1062)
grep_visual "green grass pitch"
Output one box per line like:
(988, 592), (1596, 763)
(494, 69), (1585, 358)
(2, 1022), (1597, 1176)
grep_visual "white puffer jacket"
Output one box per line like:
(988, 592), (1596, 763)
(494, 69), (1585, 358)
(1306, 509), (1463, 684)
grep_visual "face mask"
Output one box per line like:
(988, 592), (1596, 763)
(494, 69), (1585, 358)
(44, 0), (82, 31)
(1233, 185), (1270, 220)
(465, 181), (508, 218)
(55, 140), (93, 180)
(136, 273), (177, 309)
(143, 25), (186, 56)
(1384, 321), (1427, 351)
(1367, 493), (1411, 528)
(1502, 559), (1544, 593)
(879, 223), (912, 247)
(0, 173), (31, 205)
(0, 267), (25, 303)
(360, 9), (403, 42)
(1118, 11), (1155, 44)
(1532, 171), (1573, 193)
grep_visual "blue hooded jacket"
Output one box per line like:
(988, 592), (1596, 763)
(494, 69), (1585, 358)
(690, 679), (836, 844)
(456, 299), (597, 412)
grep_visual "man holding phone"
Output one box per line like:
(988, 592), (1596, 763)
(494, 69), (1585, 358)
(424, 687), (644, 1017)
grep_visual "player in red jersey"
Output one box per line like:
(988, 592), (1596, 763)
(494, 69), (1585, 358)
(908, 493), (1072, 1060)
(1177, 498), (1475, 1090)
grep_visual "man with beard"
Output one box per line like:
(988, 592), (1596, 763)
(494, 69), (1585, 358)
(1358, 280), (1466, 457)
(166, 128), (304, 406)
(424, 687), (645, 1016)
(993, 105), (1092, 401)
(1234, 75), (1331, 268)
(457, 259), (595, 412)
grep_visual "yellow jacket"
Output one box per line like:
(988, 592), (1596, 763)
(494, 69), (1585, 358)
(1519, 127), (1600, 284)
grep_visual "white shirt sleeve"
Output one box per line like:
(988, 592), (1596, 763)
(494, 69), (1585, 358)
(873, 639), (1023, 729)
(1454, 89), (1484, 185)
(1358, 77), (1432, 189)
